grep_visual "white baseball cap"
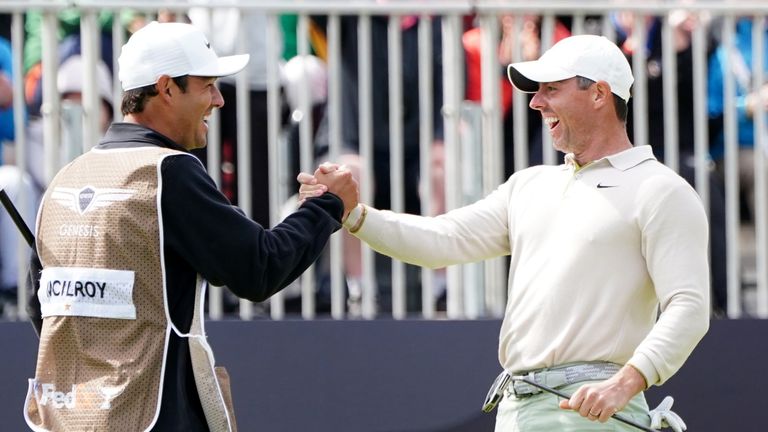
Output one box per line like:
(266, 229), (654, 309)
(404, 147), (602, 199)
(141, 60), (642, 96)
(58, 55), (114, 105)
(282, 55), (328, 112)
(507, 34), (634, 102)
(118, 21), (250, 91)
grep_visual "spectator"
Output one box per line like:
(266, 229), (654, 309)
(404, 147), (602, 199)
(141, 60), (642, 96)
(25, 54), (115, 209)
(280, 14), (327, 61)
(282, 54), (329, 182)
(0, 36), (13, 155)
(0, 36), (13, 162)
(0, 165), (35, 318)
(708, 15), (766, 224)
(0, 35), (34, 318)
(56, 55), (114, 126)
(22, 9), (142, 116)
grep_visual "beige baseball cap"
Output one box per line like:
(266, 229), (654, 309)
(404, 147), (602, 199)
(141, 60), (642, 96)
(507, 34), (634, 102)
(118, 21), (249, 91)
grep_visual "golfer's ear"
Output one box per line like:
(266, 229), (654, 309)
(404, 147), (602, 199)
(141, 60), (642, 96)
(593, 80), (611, 107)
(156, 75), (173, 100)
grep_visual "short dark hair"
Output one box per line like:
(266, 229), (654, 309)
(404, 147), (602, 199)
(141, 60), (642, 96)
(575, 76), (628, 122)
(121, 75), (189, 115)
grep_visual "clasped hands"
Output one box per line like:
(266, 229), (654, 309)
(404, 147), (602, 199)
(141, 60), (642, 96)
(297, 162), (358, 222)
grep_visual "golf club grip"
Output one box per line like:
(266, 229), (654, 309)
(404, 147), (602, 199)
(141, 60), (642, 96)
(0, 189), (35, 248)
(516, 377), (659, 432)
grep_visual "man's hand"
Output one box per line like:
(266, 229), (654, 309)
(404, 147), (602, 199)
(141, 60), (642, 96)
(558, 365), (647, 423)
(297, 172), (328, 202)
(297, 162), (358, 221)
(296, 162), (339, 204)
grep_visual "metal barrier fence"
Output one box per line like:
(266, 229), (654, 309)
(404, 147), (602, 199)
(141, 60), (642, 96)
(1, 0), (767, 320)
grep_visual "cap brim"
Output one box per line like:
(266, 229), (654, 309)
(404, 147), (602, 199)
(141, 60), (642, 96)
(189, 54), (250, 78)
(507, 61), (576, 93)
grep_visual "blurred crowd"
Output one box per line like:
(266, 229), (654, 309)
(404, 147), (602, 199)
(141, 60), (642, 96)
(0, 7), (763, 319)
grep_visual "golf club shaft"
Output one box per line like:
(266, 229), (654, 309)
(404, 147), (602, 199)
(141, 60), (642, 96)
(514, 376), (659, 432)
(0, 189), (35, 248)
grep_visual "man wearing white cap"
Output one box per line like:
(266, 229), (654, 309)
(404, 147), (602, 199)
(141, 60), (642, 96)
(299, 34), (709, 431)
(24, 22), (358, 432)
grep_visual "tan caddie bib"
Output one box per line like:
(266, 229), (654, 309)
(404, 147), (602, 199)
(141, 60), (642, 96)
(24, 146), (235, 432)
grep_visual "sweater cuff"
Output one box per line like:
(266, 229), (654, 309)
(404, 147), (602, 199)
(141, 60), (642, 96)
(343, 204), (364, 230)
(303, 192), (344, 226)
(626, 353), (660, 388)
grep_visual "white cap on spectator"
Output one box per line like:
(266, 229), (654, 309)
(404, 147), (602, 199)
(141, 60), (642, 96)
(57, 55), (113, 105)
(118, 21), (249, 91)
(507, 34), (634, 102)
(282, 55), (328, 112)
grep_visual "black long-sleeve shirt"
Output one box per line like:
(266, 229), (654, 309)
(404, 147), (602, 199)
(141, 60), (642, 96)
(28, 122), (343, 431)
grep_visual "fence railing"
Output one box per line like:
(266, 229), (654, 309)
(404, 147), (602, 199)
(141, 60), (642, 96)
(1, 0), (767, 320)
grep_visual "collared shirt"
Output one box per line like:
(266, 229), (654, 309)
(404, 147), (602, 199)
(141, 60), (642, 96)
(352, 145), (709, 387)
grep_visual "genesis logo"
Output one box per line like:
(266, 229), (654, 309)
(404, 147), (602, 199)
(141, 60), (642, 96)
(51, 186), (136, 215)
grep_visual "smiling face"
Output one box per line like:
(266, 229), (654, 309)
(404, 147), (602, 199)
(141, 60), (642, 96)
(529, 77), (596, 155)
(169, 76), (223, 151)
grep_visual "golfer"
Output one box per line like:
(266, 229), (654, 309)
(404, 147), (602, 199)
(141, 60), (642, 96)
(300, 34), (708, 431)
(24, 22), (357, 431)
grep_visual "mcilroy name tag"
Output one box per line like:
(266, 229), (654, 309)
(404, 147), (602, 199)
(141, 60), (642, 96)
(39, 267), (136, 319)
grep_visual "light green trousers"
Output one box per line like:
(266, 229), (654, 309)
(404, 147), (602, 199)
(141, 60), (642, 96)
(494, 381), (651, 431)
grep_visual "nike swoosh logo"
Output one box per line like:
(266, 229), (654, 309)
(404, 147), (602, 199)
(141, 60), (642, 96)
(596, 183), (618, 188)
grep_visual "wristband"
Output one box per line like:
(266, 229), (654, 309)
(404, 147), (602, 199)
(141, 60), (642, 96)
(343, 204), (363, 228)
(346, 205), (367, 234)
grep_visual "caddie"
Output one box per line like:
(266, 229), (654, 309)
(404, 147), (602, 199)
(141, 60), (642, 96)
(24, 21), (358, 432)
